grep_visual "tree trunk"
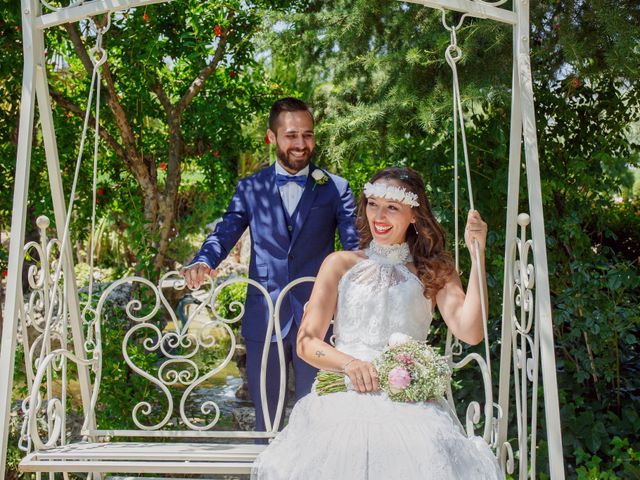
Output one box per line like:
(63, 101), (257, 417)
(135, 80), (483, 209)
(153, 117), (183, 272)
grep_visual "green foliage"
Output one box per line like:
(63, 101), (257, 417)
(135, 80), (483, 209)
(3, 0), (640, 475)
(575, 436), (640, 479)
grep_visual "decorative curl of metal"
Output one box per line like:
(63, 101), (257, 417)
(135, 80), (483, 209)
(444, 341), (496, 443)
(40, 0), (85, 13)
(507, 213), (541, 477)
(26, 349), (95, 451)
(500, 441), (515, 474)
(178, 276), (271, 431)
(18, 216), (72, 455)
(475, 0), (509, 6)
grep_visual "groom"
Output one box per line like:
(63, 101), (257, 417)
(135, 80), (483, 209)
(182, 98), (359, 431)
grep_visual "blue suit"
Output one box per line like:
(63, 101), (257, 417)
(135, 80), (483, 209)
(191, 163), (359, 430)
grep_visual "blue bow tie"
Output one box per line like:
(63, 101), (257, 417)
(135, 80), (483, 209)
(276, 173), (307, 188)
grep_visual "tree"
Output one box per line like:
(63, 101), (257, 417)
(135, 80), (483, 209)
(2, 0), (296, 275)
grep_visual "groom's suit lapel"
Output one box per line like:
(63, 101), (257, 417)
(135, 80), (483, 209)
(289, 164), (319, 249)
(265, 164), (290, 244)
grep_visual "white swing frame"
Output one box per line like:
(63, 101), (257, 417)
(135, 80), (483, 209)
(0, 0), (565, 478)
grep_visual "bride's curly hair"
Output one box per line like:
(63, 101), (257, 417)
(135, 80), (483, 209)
(356, 167), (456, 302)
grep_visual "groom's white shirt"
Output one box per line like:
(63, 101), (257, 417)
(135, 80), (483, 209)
(275, 161), (308, 216)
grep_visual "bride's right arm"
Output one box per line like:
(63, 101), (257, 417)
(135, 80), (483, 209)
(297, 252), (379, 393)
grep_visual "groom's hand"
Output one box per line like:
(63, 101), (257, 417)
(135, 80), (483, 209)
(181, 263), (215, 290)
(344, 359), (379, 393)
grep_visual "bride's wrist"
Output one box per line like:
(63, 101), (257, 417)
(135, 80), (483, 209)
(341, 358), (357, 373)
(469, 251), (485, 263)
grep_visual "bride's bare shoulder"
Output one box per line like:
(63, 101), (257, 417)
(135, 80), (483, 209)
(321, 250), (367, 277)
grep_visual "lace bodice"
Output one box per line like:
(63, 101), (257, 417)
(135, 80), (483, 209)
(333, 241), (432, 361)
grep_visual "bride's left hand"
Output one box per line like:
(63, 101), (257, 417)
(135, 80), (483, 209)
(464, 210), (487, 258)
(344, 359), (380, 393)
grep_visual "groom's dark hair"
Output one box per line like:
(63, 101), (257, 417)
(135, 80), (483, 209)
(268, 98), (315, 132)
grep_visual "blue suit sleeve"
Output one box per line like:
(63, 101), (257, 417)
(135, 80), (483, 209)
(189, 182), (249, 269)
(336, 181), (360, 251)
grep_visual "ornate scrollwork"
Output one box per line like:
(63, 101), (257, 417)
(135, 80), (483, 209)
(19, 216), (72, 453)
(87, 272), (271, 431)
(445, 344), (496, 443)
(475, 0), (510, 6)
(39, 0), (86, 13)
(506, 213), (541, 476)
(24, 349), (95, 452)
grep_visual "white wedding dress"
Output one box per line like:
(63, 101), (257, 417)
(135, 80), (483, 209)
(251, 242), (504, 480)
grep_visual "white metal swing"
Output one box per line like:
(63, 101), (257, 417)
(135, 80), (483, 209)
(0, 0), (565, 478)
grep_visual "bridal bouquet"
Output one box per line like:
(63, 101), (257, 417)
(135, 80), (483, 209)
(315, 333), (451, 402)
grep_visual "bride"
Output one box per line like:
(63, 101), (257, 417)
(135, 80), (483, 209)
(252, 167), (503, 479)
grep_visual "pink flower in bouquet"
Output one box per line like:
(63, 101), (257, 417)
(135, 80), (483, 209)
(388, 367), (412, 393)
(396, 353), (414, 366)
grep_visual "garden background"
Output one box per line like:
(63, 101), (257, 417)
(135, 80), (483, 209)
(0, 0), (639, 478)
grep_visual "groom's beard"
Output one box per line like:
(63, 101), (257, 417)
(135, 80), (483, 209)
(275, 145), (315, 173)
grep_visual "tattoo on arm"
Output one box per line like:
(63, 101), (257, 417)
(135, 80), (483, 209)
(315, 350), (326, 358)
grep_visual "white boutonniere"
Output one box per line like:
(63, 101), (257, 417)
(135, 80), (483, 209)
(311, 169), (329, 190)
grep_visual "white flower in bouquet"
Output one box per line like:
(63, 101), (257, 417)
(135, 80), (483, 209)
(388, 332), (412, 347)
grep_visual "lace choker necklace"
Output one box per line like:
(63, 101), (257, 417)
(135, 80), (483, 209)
(366, 240), (412, 265)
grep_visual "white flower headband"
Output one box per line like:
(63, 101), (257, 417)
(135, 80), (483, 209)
(363, 182), (420, 208)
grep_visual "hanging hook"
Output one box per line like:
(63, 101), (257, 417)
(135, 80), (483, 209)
(88, 13), (111, 67)
(440, 8), (468, 33)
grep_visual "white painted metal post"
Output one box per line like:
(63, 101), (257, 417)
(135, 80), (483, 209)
(34, 62), (97, 433)
(496, 18), (523, 459)
(515, 1), (565, 478)
(0, 2), (39, 477)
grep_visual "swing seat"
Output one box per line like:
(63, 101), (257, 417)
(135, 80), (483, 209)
(20, 442), (265, 475)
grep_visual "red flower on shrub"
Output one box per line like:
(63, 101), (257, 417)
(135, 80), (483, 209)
(570, 77), (581, 89)
(96, 187), (105, 196)
(214, 25), (222, 37)
(2, 271), (7, 279)
(159, 162), (167, 170)
(213, 151), (220, 158)
(229, 70), (236, 78)
(143, 12), (150, 22)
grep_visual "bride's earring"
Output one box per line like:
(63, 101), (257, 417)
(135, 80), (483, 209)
(412, 222), (419, 235)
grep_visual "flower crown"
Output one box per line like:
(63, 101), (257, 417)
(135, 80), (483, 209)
(363, 182), (420, 208)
